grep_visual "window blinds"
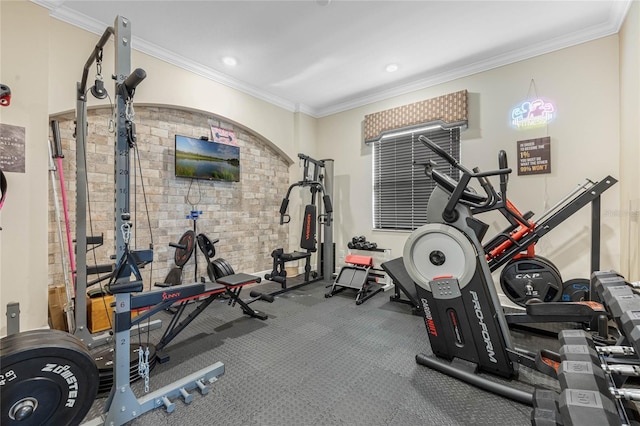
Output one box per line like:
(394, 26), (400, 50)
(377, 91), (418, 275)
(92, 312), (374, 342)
(372, 127), (461, 231)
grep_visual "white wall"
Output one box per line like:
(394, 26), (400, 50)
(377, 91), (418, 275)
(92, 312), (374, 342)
(318, 35), (622, 289)
(619, 1), (640, 281)
(0, 1), (50, 334)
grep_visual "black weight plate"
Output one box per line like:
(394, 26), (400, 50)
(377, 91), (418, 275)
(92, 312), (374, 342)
(196, 233), (216, 259)
(0, 329), (98, 426)
(163, 267), (183, 286)
(223, 258), (235, 276)
(174, 230), (195, 267)
(534, 255), (562, 277)
(213, 258), (235, 278)
(211, 259), (223, 279)
(93, 344), (156, 392)
(500, 255), (564, 306)
(92, 346), (115, 371)
(562, 278), (591, 302)
(207, 262), (217, 282)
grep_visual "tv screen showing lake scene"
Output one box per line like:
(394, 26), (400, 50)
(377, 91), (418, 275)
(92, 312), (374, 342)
(175, 135), (240, 182)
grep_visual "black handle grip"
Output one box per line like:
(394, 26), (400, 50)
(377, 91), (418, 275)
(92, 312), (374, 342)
(419, 135), (458, 167)
(123, 68), (147, 94)
(279, 198), (289, 216)
(323, 195), (333, 214)
(498, 150), (509, 197)
(250, 290), (274, 303)
(50, 120), (64, 158)
(498, 150), (508, 170)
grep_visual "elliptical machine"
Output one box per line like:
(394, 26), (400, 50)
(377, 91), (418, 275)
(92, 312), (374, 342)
(403, 136), (615, 404)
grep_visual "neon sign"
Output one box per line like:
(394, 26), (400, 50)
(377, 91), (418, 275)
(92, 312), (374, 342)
(510, 98), (556, 129)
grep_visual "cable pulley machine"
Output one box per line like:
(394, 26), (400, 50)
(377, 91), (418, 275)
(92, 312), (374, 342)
(0, 16), (227, 426)
(265, 153), (335, 294)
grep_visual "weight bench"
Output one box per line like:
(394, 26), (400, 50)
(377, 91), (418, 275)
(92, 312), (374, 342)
(264, 248), (313, 288)
(325, 254), (382, 305)
(130, 273), (273, 363)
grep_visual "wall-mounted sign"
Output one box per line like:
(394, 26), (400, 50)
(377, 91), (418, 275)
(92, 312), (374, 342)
(517, 137), (551, 176)
(0, 123), (26, 173)
(511, 98), (556, 129)
(210, 125), (237, 146)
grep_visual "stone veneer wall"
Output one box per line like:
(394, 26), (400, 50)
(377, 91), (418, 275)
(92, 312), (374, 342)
(48, 105), (290, 289)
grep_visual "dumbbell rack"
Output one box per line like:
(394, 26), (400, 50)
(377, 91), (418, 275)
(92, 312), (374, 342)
(532, 271), (640, 425)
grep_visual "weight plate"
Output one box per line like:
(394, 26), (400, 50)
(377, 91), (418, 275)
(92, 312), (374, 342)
(534, 255), (562, 277)
(500, 255), (564, 306)
(174, 230), (195, 267)
(212, 258), (235, 279)
(225, 259), (235, 276)
(163, 267), (183, 286)
(223, 259), (235, 276)
(207, 262), (217, 282)
(196, 233), (216, 259)
(561, 278), (591, 302)
(403, 223), (477, 292)
(0, 329), (98, 426)
(92, 344), (156, 394)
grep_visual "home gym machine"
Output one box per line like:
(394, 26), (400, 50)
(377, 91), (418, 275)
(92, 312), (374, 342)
(67, 16), (162, 350)
(470, 157), (615, 306)
(265, 153), (335, 294)
(402, 136), (616, 404)
(0, 16), (241, 426)
(385, 140), (616, 314)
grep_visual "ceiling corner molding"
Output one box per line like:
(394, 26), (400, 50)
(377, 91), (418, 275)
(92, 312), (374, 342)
(32, 0), (109, 35)
(314, 14), (627, 118)
(132, 38), (298, 113)
(33, 0), (633, 120)
(33, 0), (299, 114)
(611, 0), (634, 32)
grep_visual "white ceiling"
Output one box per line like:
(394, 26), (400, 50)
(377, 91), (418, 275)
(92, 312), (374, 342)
(34, 0), (632, 117)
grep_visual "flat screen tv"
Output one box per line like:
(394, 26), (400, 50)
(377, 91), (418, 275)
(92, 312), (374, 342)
(175, 135), (240, 182)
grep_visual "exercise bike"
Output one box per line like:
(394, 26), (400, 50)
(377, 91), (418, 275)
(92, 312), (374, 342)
(403, 136), (616, 403)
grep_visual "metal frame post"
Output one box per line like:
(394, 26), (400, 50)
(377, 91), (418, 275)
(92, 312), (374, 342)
(114, 16), (131, 264)
(321, 159), (334, 281)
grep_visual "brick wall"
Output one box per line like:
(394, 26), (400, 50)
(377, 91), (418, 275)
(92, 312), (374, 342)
(48, 105), (290, 289)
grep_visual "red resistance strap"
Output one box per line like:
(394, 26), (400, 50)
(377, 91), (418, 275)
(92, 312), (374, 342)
(345, 254), (373, 267)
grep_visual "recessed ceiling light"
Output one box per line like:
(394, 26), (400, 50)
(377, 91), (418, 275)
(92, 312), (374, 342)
(222, 56), (237, 67)
(386, 64), (399, 73)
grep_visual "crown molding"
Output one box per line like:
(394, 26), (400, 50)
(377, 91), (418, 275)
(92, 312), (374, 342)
(32, 0), (298, 113)
(33, 0), (632, 119)
(314, 5), (631, 118)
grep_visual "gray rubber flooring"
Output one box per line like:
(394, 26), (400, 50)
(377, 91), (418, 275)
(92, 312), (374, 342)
(83, 279), (558, 425)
